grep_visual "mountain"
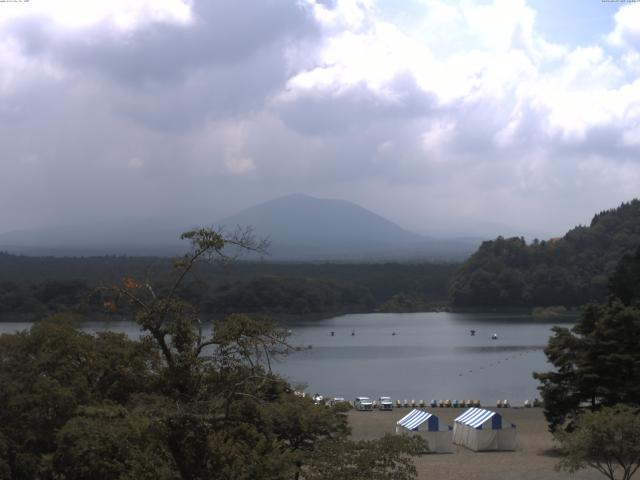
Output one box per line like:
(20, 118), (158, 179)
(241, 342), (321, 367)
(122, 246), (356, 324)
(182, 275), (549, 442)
(449, 199), (640, 308)
(217, 194), (479, 260)
(0, 194), (481, 260)
(218, 193), (421, 249)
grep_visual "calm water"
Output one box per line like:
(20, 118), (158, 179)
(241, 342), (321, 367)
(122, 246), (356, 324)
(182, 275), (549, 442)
(0, 312), (573, 405)
(273, 312), (573, 405)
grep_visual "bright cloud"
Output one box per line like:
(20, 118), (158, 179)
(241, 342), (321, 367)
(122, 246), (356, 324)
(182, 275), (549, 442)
(608, 3), (640, 48)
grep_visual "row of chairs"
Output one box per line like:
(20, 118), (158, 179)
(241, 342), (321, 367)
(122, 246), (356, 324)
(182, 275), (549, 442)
(394, 399), (427, 408)
(436, 399), (482, 408)
(393, 399), (483, 408)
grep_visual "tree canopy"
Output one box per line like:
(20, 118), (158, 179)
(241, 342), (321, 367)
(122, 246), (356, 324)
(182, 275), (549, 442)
(534, 245), (640, 432)
(555, 404), (640, 480)
(0, 227), (425, 480)
(0, 254), (455, 320)
(450, 200), (640, 307)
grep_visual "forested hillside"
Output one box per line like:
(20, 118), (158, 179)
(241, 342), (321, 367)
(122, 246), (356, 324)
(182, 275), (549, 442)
(449, 200), (640, 307)
(0, 254), (455, 319)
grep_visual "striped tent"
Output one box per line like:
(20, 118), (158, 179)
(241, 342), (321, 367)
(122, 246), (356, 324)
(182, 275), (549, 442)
(395, 409), (453, 453)
(453, 408), (516, 451)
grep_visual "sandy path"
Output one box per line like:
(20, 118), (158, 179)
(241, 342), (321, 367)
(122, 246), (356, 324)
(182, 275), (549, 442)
(347, 408), (602, 480)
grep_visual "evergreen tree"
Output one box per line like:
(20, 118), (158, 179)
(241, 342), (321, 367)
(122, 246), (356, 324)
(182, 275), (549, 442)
(609, 245), (640, 306)
(534, 245), (640, 432)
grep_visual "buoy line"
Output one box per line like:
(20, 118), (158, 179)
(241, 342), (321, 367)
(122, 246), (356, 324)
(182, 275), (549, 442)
(456, 349), (536, 377)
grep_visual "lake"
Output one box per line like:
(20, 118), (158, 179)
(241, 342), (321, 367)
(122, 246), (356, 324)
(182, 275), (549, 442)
(273, 312), (573, 405)
(0, 312), (573, 405)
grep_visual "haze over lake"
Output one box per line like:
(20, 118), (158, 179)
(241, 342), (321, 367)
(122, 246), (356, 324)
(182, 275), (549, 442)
(0, 312), (572, 404)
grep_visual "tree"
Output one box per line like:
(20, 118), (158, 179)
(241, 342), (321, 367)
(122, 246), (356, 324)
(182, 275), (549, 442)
(533, 301), (640, 431)
(101, 227), (427, 479)
(609, 246), (640, 306)
(0, 432), (11, 480)
(534, 243), (640, 431)
(534, 241), (640, 432)
(555, 404), (640, 480)
(0, 227), (426, 479)
(51, 403), (179, 480)
(306, 434), (428, 480)
(264, 396), (350, 479)
(0, 314), (157, 479)
(450, 200), (640, 308)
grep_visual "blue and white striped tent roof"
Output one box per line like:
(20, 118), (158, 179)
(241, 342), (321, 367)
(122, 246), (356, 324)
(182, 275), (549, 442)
(397, 409), (437, 431)
(454, 408), (500, 429)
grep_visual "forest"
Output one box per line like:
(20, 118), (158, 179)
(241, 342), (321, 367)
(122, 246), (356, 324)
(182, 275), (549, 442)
(449, 200), (640, 308)
(0, 254), (455, 320)
(4, 200), (640, 319)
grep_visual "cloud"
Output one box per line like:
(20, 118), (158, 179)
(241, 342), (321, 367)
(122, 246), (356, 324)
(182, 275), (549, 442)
(0, 0), (639, 239)
(608, 3), (640, 48)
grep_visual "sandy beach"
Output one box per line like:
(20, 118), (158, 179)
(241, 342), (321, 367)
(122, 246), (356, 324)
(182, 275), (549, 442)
(348, 408), (602, 480)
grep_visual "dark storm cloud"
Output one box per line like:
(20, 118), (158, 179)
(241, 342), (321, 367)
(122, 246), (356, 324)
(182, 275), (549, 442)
(4, 0), (320, 132)
(10, 1), (318, 84)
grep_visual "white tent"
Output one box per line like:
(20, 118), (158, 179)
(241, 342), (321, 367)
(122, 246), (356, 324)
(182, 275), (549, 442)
(452, 407), (516, 451)
(395, 409), (453, 453)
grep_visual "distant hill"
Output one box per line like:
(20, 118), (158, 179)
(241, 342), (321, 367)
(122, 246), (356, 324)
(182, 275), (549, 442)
(0, 194), (480, 261)
(0, 218), (189, 257)
(449, 199), (640, 307)
(218, 194), (479, 261)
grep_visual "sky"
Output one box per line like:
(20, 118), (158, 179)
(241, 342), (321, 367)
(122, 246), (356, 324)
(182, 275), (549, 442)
(1, 0), (639, 238)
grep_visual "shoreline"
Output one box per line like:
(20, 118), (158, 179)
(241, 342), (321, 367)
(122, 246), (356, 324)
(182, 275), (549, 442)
(0, 306), (582, 323)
